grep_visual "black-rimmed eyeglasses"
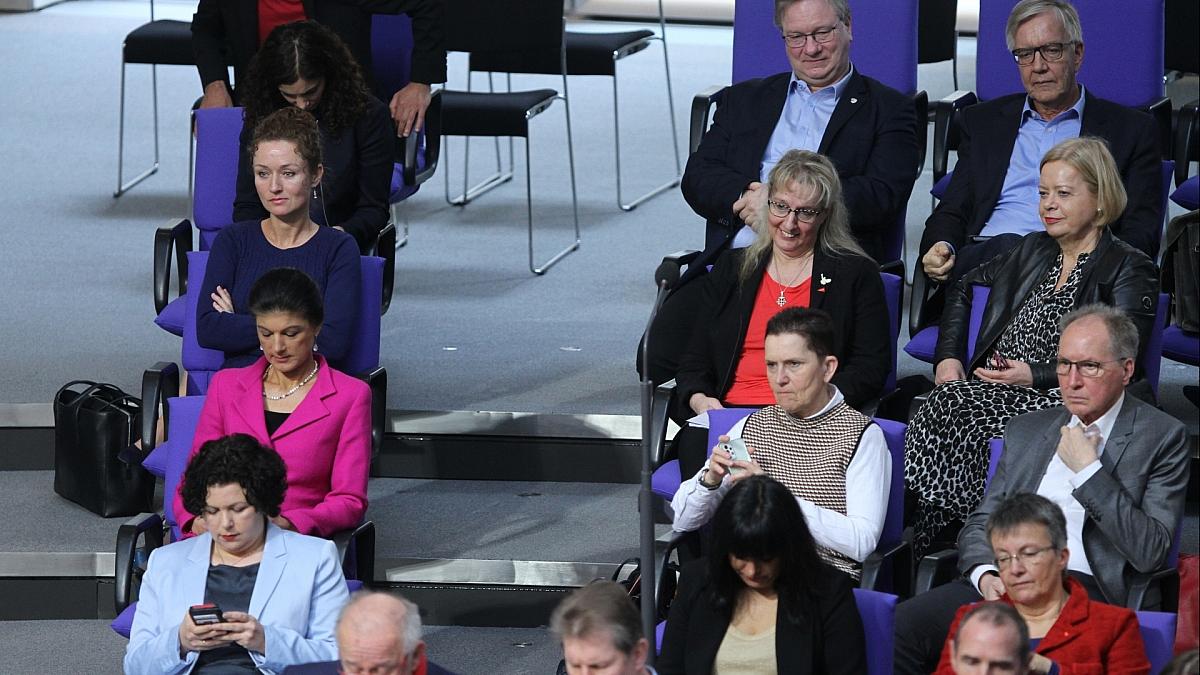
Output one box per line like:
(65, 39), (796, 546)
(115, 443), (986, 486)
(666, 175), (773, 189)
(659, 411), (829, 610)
(781, 24), (840, 48)
(1011, 41), (1074, 65)
(1054, 357), (1127, 378)
(767, 199), (823, 223)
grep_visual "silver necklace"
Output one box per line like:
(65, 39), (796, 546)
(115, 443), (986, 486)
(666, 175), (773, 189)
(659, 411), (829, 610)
(771, 251), (812, 307)
(262, 362), (319, 400)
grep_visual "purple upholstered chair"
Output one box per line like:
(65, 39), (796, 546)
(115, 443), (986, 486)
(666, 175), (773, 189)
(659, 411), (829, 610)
(1137, 611), (1178, 675)
(882, 270), (903, 394)
(985, 437), (1004, 490)
(852, 587), (899, 675)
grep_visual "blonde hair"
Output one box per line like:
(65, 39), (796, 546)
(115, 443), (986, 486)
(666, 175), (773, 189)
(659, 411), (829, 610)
(1040, 137), (1127, 228)
(773, 0), (850, 28)
(738, 149), (867, 284)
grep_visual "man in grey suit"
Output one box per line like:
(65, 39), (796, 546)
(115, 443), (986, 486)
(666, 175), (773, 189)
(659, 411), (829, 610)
(894, 304), (1191, 675)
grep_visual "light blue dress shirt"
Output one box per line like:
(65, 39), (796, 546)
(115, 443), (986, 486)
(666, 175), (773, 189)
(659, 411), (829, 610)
(979, 86), (1086, 238)
(731, 66), (855, 249)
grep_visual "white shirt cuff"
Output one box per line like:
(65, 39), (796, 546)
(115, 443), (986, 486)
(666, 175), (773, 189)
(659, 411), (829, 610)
(1068, 459), (1104, 488)
(970, 564), (1000, 594)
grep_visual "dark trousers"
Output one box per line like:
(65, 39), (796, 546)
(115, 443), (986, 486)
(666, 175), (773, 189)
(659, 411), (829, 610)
(894, 571), (1107, 674)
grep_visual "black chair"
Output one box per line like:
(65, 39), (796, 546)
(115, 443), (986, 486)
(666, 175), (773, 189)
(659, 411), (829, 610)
(114, 0), (195, 197)
(918, 0), (959, 91)
(562, 1), (680, 210)
(440, 0), (580, 275)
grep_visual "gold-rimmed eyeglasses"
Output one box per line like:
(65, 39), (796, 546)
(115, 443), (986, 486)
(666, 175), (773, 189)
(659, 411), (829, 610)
(994, 545), (1056, 570)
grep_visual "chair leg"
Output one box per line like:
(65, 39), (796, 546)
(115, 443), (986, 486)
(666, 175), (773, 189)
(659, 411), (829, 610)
(951, 32), (959, 91)
(389, 202), (409, 249)
(613, 30), (681, 210)
(114, 61), (161, 198)
(527, 98), (581, 275)
(444, 72), (515, 206)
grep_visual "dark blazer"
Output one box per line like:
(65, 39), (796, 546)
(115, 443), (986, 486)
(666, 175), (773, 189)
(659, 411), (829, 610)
(921, 90), (1163, 260)
(674, 247), (891, 416)
(681, 70), (919, 264)
(658, 560), (866, 675)
(934, 230), (1158, 389)
(957, 397), (1191, 606)
(233, 96), (393, 252)
(192, 0), (447, 100)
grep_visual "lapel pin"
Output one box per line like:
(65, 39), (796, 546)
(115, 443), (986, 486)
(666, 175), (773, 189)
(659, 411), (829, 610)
(849, 97), (858, 104)
(820, 274), (832, 285)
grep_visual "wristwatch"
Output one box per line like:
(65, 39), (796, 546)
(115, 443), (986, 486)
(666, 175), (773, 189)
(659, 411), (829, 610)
(699, 468), (721, 490)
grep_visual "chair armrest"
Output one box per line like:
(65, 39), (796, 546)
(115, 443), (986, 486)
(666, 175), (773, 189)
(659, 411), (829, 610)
(661, 249), (701, 268)
(880, 259), (905, 278)
(1139, 96), (1173, 160)
(650, 380), (676, 467)
(860, 538), (912, 594)
(914, 548), (960, 595)
(689, 85), (726, 155)
(333, 520), (376, 584)
(139, 362), (180, 456)
(909, 266), (937, 337)
(932, 90), (978, 182)
(913, 90), (929, 176)
(908, 392), (931, 423)
(1127, 567), (1180, 611)
(115, 512), (165, 612)
(1174, 98), (1198, 186)
(152, 219), (193, 315)
(358, 367), (387, 463)
(374, 223), (397, 315)
(399, 88), (442, 187)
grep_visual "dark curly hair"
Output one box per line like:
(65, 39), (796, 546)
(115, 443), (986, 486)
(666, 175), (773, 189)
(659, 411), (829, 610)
(181, 434), (288, 518)
(248, 267), (325, 328)
(707, 475), (825, 623)
(242, 20), (371, 136)
(250, 107), (323, 176)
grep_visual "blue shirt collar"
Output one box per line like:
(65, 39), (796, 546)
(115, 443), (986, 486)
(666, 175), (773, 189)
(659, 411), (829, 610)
(1023, 84), (1086, 122)
(790, 63), (855, 99)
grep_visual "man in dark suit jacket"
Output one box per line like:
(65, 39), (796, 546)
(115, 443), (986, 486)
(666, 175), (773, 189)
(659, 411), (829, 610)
(192, 0), (446, 135)
(283, 591), (456, 675)
(893, 305), (1191, 675)
(920, 0), (1162, 287)
(681, 0), (919, 266)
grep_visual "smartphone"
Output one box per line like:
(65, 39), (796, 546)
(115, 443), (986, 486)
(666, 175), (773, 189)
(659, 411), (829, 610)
(189, 603), (224, 625)
(717, 438), (751, 476)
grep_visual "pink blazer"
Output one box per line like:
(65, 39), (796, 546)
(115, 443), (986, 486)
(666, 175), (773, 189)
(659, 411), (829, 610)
(174, 355), (371, 538)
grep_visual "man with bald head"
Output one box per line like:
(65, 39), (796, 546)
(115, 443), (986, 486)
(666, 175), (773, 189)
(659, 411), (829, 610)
(284, 591), (453, 675)
(950, 603), (1031, 675)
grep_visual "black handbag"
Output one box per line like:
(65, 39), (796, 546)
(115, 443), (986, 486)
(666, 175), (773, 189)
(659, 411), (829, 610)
(1162, 210), (1200, 333)
(53, 381), (154, 517)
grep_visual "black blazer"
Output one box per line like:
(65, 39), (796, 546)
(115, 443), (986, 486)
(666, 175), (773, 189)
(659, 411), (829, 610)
(674, 247), (891, 416)
(935, 230), (1159, 389)
(658, 561), (866, 675)
(681, 70), (919, 265)
(192, 0), (447, 100)
(920, 90), (1163, 260)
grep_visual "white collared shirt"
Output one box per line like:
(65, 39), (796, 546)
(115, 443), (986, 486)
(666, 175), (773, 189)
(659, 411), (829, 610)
(970, 394), (1125, 590)
(670, 386), (890, 563)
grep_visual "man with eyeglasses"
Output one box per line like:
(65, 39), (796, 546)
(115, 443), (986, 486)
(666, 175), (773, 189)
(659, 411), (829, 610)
(680, 0), (919, 267)
(919, 0), (1161, 291)
(894, 304), (1189, 674)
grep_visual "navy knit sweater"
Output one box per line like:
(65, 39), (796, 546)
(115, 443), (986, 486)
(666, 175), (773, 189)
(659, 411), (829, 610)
(196, 220), (361, 369)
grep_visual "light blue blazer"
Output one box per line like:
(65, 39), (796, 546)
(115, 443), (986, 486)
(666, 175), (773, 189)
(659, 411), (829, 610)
(124, 523), (348, 675)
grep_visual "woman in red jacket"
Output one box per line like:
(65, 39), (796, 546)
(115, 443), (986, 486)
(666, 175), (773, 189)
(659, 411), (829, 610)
(936, 493), (1149, 674)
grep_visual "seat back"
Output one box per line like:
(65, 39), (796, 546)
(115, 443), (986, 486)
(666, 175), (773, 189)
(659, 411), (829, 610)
(1143, 292), (1169, 396)
(370, 14), (413, 104)
(447, 0), (563, 74)
(881, 271), (903, 394)
(160, 395), (208, 540)
(705, 407), (758, 452)
(965, 284), (990, 365)
(986, 437), (1004, 489)
(1136, 610), (1177, 675)
(872, 418), (906, 552)
(182, 252), (385, 395)
(975, 0), (1163, 107)
(852, 588), (898, 675)
(192, 107), (245, 250)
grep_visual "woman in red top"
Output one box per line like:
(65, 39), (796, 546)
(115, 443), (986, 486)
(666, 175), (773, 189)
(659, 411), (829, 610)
(673, 149), (891, 477)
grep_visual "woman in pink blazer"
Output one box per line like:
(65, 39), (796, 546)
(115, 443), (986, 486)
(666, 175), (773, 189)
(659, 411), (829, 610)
(173, 267), (370, 538)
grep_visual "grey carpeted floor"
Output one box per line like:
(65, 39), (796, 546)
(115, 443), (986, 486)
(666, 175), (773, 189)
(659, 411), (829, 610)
(0, 619), (558, 675)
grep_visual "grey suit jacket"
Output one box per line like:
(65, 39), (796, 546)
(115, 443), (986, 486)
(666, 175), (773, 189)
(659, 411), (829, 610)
(956, 396), (1190, 605)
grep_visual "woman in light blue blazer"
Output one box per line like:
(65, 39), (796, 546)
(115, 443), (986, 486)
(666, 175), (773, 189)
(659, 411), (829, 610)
(125, 434), (349, 674)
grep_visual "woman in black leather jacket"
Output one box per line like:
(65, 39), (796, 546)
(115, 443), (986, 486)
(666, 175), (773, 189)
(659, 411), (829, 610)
(904, 137), (1159, 556)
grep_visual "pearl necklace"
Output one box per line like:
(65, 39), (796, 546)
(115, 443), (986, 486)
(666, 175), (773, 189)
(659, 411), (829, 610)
(262, 362), (319, 400)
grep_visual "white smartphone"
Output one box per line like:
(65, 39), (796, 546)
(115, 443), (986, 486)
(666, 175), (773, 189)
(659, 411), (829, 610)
(717, 438), (751, 475)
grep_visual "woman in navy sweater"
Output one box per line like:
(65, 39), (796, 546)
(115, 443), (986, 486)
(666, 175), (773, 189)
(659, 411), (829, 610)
(197, 106), (360, 370)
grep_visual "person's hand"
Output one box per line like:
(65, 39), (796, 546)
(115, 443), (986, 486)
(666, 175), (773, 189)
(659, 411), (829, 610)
(921, 243), (955, 283)
(702, 434), (735, 487)
(389, 82), (432, 137)
(270, 515), (295, 531)
(1028, 653), (1055, 674)
(689, 393), (724, 415)
(178, 611), (228, 654)
(732, 182), (765, 229)
(934, 359), (966, 385)
(212, 611), (266, 655)
(978, 573), (1005, 601)
(190, 518), (209, 536)
(974, 360), (1033, 386)
(727, 445), (764, 484)
(1056, 424), (1100, 473)
(211, 286), (234, 313)
(200, 81), (233, 110)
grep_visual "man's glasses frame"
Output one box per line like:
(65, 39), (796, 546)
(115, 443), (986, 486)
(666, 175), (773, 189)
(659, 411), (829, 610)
(781, 23), (841, 48)
(1011, 41), (1075, 66)
(1054, 357), (1128, 378)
